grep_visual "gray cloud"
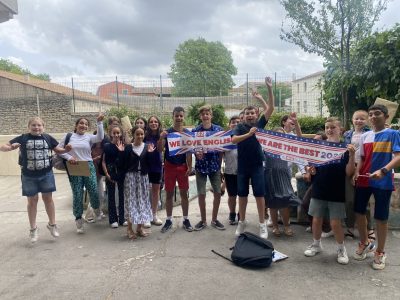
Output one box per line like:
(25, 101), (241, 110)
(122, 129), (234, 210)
(0, 0), (398, 79)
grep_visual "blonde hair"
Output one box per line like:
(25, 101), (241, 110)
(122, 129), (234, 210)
(198, 104), (212, 115)
(352, 110), (368, 118)
(28, 117), (45, 127)
(325, 117), (341, 126)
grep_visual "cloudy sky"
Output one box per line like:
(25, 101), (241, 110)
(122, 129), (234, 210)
(0, 0), (398, 82)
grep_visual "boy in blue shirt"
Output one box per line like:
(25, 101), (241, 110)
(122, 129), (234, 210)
(192, 105), (224, 231)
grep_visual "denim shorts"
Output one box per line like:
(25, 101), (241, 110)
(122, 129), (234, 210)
(196, 171), (221, 195)
(354, 187), (392, 221)
(308, 198), (346, 220)
(237, 165), (265, 197)
(21, 171), (56, 197)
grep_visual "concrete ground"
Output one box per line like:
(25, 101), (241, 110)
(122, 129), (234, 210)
(0, 174), (399, 300)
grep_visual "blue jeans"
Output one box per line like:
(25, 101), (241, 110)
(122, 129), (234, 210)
(22, 171), (56, 197)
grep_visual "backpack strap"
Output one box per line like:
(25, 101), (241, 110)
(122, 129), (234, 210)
(64, 132), (72, 146)
(211, 249), (233, 263)
(18, 134), (30, 166)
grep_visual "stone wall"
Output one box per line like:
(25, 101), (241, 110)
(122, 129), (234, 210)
(0, 95), (101, 134)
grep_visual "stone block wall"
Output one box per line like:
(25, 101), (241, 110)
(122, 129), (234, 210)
(0, 95), (101, 134)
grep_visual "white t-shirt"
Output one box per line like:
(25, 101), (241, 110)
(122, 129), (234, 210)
(60, 122), (104, 161)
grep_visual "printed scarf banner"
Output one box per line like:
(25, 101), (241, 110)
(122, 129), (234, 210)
(256, 129), (347, 166)
(167, 130), (235, 156)
(167, 129), (347, 166)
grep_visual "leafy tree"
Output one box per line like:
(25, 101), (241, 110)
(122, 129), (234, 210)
(0, 58), (51, 81)
(280, 0), (388, 127)
(187, 101), (228, 128)
(325, 25), (400, 120)
(169, 38), (237, 97)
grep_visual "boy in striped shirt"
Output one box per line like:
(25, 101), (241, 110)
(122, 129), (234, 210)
(353, 104), (400, 270)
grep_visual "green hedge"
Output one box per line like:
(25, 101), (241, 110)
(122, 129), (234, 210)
(266, 112), (326, 134)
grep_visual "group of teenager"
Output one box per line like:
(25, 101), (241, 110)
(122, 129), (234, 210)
(1, 76), (399, 271)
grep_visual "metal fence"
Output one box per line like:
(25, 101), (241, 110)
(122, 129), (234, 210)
(0, 72), (329, 117)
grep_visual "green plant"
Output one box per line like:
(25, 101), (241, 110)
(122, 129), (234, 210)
(187, 101), (228, 128)
(104, 106), (139, 132)
(266, 112), (325, 134)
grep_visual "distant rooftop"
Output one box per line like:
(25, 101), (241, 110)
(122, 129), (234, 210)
(0, 0), (18, 23)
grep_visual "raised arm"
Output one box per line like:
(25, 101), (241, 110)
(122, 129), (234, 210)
(264, 76), (274, 120)
(290, 112), (302, 137)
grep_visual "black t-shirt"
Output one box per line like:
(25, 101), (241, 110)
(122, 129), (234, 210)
(311, 151), (349, 203)
(232, 117), (268, 173)
(10, 133), (59, 176)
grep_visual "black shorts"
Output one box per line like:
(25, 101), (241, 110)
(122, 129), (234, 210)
(224, 173), (238, 197)
(148, 172), (162, 184)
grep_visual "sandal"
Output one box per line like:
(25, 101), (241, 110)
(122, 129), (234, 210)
(272, 227), (281, 237)
(137, 229), (149, 237)
(127, 229), (137, 240)
(368, 230), (376, 241)
(284, 226), (294, 237)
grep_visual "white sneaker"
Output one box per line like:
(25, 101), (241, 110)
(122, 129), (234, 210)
(47, 223), (60, 238)
(372, 252), (386, 270)
(29, 227), (39, 243)
(122, 221), (128, 227)
(76, 219), (84, 234)
(144, 222), (151, 229)
(93, 209), (102, 222)
(337, 247), (349, 265)
(151, 216), (163, 226)
(321, 230), (334, 238)
(235, 220), (246, 237)
(110, 222), (119, 228)
(304, 243), (323, 257)
(259, 222), (268, 239)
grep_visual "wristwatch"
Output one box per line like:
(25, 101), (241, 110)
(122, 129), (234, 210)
(380, 167), (389, 174)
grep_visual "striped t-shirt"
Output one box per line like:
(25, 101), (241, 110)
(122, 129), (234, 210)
(356, 128), (400, 190)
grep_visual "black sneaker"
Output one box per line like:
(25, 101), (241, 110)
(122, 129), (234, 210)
(211, 220), (226, 230)
(229, 212), (237, 225)
(182, 219), (193, 232)
(161, 219), (173, 233)
(194, 221), (207, 231)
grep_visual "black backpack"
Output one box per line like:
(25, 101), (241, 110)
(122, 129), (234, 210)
(212, 232), (274, 268)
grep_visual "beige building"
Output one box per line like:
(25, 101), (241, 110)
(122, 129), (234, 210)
(291, 71), (329, 117)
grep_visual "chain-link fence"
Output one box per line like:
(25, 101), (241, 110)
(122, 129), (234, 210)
(0, 71), (329, 134)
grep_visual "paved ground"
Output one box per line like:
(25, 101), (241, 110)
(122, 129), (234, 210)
(0, 174), (400, 300)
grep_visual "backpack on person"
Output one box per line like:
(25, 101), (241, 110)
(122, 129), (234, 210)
(212, 232), (274, 268)
(52, 133), (72, 171)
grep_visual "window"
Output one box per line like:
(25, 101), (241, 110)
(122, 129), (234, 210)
(303, 101), (307, 113)
(304, 82), (307, 92)
(122, 89), (128, 95)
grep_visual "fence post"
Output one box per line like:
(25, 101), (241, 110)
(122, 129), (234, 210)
(160, 75), (163, 112)
(246, 73), (249, 106)
(320, 90), (323, 117)
(274, 72), (278, 112)
(36, 92), (40, 117)
(115, 76), (119, 108)
(71, 77), (75, 113)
